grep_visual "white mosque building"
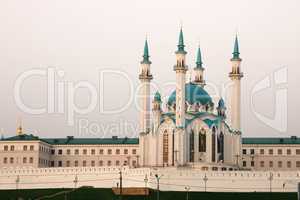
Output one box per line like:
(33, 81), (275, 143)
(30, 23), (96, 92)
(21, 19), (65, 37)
(138, 28), (243, 169)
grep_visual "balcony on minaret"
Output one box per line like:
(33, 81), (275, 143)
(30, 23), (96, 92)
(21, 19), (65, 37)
(139, 70), (153, 80)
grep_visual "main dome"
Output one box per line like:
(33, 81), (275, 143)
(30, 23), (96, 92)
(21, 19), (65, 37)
(167, 83), (212, 106)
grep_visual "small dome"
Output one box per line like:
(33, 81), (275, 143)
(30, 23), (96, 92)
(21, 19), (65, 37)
(167, 83), (212, 106)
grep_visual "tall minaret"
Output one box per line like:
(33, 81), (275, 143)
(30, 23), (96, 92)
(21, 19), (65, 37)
(139, 39), (153, 166)
(174, 28), (188, 166)
(229, 35), (243, 131)
(152, 91), (162, 133)
(174, 28), (188, 128)
(193, 46), (205, 87)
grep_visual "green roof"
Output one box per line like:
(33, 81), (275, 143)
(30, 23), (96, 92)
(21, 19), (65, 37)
(176, 28), (187, 54)
(242, 137), (300, 145)
(195, 47), (203, 68)
(167, 83), (212, 106)
(141, 39), (151, 64)
(232, 35), (240, 60)
(1, 134), (139, 145)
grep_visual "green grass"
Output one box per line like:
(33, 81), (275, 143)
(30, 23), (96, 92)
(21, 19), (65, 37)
(0, 188), (297, 200)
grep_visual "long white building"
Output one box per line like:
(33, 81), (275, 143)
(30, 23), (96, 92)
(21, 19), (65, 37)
(1, 28), (300, 173)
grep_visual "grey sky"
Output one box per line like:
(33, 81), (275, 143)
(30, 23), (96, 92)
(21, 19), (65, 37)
(0, 0), (299, 138)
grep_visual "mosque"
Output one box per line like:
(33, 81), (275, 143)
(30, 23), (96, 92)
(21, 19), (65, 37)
(138, 28), (243, 169)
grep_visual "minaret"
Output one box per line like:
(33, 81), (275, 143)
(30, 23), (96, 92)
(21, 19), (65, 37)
(139, 39), (153, 166)
(229, 35), (243, 131)
(174, 28), (188, 128)
(193, 46), (205, 87)
(173, 28), (188, 166)
(152, 91), (162, 133)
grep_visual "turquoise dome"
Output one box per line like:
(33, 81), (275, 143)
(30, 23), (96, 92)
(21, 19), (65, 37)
(167, 83), (212, 106)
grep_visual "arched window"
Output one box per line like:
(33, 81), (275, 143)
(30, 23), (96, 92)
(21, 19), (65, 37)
(163, 130), (169, 165)
(212, 127), (216, 162)
(199, 129), (206, 152)
(189, 130), (194, 162)
(218, 132), (224, 161)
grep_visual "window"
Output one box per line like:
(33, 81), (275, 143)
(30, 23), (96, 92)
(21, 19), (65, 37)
(23, 145), (28, 151)
(296, 161), (300, 168)
(242, 149), (247, 155)
(116, 160), (120, 166)
(132, 160), (137, 167)
(66, 161), (70, 167)
(4, 145), (8, 151)
(3, 157), (7, 164)
(91, 160), (95, 167)
(75, 149), (79, 155)
(83, 160), (86, 167)
(29, 157), (33, 163)
(278, 161), (282, 168)
(66, 149), (71, 155)
(287, 149), (292, 155)
(296, 149), (300, 155)
(251, 161), (255, 167)
(268, 149), (273, 155)
(23, 157), (27, 163)
(260, 149), (264, 155)
(91, 149), (95, 155)
(58, 149), (63, 155)
(10, 157), (14, 164)
(260, 161), (264, 167)
(99, 160), (103, 166)
(30, 145), (34, 151)
(269, 161), (273, 168)
(83, 149), (87, 155)
(58, 161), (62, 167)
(10, 146), (15, 151)
(99, 149), (104, 155)
(107, 160), (111, 166)
(50, 161), (54, 167)
(116, 149), (120, 155)
(108, 149), (112, 155)
(74, 160), (78, 167)
(250, 149), (255, 155)
(277, 149), (282, 155)
(124, 149), (128, 155)
(132, 149), (137, 155)
(287, 161), (292, 168)
(51, 149), (55, 155)
(242, 161), (247, 167)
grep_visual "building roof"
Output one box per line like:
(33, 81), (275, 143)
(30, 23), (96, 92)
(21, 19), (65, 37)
(242, 137), (300, 145)
(167, 83), (212, 106)
(1, 134), (139, 145)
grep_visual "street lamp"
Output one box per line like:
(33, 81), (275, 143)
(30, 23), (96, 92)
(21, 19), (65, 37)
(155, 174), (163, 200)
(144, 174), (148, 200)
(269, 172), (273, 193)
(73, 175), (78, 189)
(15, 175), (20, 190)
(184, 186), (190, 200)
(203, 174), (208, 192)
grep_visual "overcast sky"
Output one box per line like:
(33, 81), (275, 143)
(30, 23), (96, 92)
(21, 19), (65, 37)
(0, 0), (299, 138)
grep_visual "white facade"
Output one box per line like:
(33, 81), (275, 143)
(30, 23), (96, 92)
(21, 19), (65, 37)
(140, 29), (242, 169)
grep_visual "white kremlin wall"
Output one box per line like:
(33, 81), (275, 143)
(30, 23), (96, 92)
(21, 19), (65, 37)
(0, 167), (299, 193)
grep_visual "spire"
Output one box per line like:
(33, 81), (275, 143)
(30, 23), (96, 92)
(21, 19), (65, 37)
(141, 39), (151, 64)
(176, 28), (186, 54)
(232, 35), (240, 59)
(154, 91), (162, 103)
(195, 46), (203, 68)
(17, 118), (23, 135)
